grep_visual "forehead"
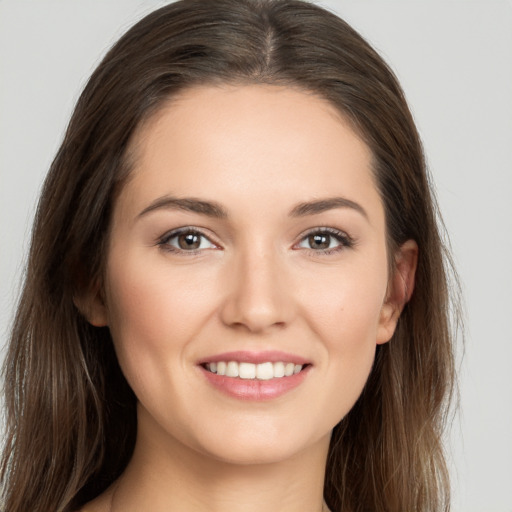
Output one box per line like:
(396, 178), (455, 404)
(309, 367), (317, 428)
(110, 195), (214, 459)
(133, 84), (366, 163)
(118, 84), (381, 223)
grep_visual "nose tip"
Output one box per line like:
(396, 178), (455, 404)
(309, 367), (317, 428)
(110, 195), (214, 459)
(225, 301), (287, 333)
(219, 252), (292, 333)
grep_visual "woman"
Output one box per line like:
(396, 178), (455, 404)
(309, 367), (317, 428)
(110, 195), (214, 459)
(0, 0), (458, 511)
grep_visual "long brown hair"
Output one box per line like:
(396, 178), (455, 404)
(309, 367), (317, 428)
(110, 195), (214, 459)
(1, 1), (459, 510)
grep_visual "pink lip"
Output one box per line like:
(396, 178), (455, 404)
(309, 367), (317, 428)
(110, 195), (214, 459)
(197, 351), (312, 401)
(200, 365), (311, 401)
(198, 350), (310, 365)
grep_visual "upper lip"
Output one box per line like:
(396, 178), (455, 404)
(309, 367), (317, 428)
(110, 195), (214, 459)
(198, 350), (311, 365)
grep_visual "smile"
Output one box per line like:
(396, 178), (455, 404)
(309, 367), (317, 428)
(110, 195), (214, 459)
(199, 352), (311, 400)
(205, 361), (304, 380)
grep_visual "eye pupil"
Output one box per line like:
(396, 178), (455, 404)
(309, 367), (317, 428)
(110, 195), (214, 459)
(309, 233), (330, 250)
(178, 233), (201, 250)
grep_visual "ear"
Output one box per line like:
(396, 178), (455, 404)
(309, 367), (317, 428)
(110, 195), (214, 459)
(376, 239), (418, 345)
(73, 280), (109, 327)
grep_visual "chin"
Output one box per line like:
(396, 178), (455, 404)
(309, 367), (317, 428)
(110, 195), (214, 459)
(201, 443), (305, 466)
(189, 422), (328, 467)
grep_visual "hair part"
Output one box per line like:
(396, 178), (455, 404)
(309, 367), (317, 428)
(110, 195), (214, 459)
(1, 1), (459, 511)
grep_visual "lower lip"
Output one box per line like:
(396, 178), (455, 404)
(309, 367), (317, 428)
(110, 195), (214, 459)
(200, 365), (311, 401)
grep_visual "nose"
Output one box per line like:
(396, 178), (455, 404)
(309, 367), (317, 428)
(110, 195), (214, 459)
(219, 245), (294, 334)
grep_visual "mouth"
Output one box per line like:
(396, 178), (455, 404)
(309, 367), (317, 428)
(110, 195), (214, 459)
(198, 351), (312, 400)
(202, 361), (309, 380)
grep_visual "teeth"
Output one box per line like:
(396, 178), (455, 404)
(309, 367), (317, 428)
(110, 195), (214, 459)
(285, 362), (294, 376)
(217, 361), (226, 376)
(226, 361), (239, 377)
(239, 362), (256, 379)
(256, 362), (273, 380)
(273, 361), (285, 378)
(206, 361), (304, 380)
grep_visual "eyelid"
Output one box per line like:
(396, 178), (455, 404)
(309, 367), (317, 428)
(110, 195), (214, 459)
(157, 226), (221, 253)
(293, 226), (355, 253)
(155, 225), (354, 255)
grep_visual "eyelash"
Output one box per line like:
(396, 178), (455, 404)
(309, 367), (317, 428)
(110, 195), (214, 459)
(157, 227), (218, 254)
(294, 227), (355, 255)
(157, 227), (355, 255)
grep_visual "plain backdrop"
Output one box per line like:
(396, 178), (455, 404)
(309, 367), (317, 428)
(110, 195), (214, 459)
(1, 1), (511, 511)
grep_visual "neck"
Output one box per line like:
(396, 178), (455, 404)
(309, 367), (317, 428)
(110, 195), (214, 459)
(111, 408), (331, 512)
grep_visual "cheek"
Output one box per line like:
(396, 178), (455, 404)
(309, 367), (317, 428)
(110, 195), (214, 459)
(106, 270), (178, 354)
(103, 251), (218, 391)
(298, 255), (388, 423)
(302, 254), (388, 349)
(312, 281), (384, 380)
(106, 248), (215, 337)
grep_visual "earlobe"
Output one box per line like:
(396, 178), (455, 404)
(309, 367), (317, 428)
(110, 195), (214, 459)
(73, 281), (109, 327)
(376, 239), (418, 345)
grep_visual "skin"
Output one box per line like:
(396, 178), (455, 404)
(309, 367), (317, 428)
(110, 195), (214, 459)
(80, 84), (417, 512)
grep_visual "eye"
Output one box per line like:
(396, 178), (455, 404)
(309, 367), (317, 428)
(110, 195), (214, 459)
(159, 228), (217, 253)
(296, 228), (353, 253)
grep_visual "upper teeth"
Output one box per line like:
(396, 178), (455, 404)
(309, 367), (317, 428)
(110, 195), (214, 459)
(207, 361), (303, 380)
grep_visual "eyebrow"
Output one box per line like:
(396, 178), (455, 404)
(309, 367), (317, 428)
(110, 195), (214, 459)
(289, 197), (368, 219)
(137, 195), (367, 220)
(137, 196), (228, 219)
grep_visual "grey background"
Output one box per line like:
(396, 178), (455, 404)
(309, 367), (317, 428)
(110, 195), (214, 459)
(1, 1), (511, 510)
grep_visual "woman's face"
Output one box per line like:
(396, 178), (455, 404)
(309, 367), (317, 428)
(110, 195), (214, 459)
(91, 84), (409, 465)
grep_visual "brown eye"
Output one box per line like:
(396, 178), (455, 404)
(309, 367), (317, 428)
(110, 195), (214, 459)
(296, 228), (353, 253)
(178, 233), (201, 250)
(160, 229), (217, 252)
(308, 233), (331, 250)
